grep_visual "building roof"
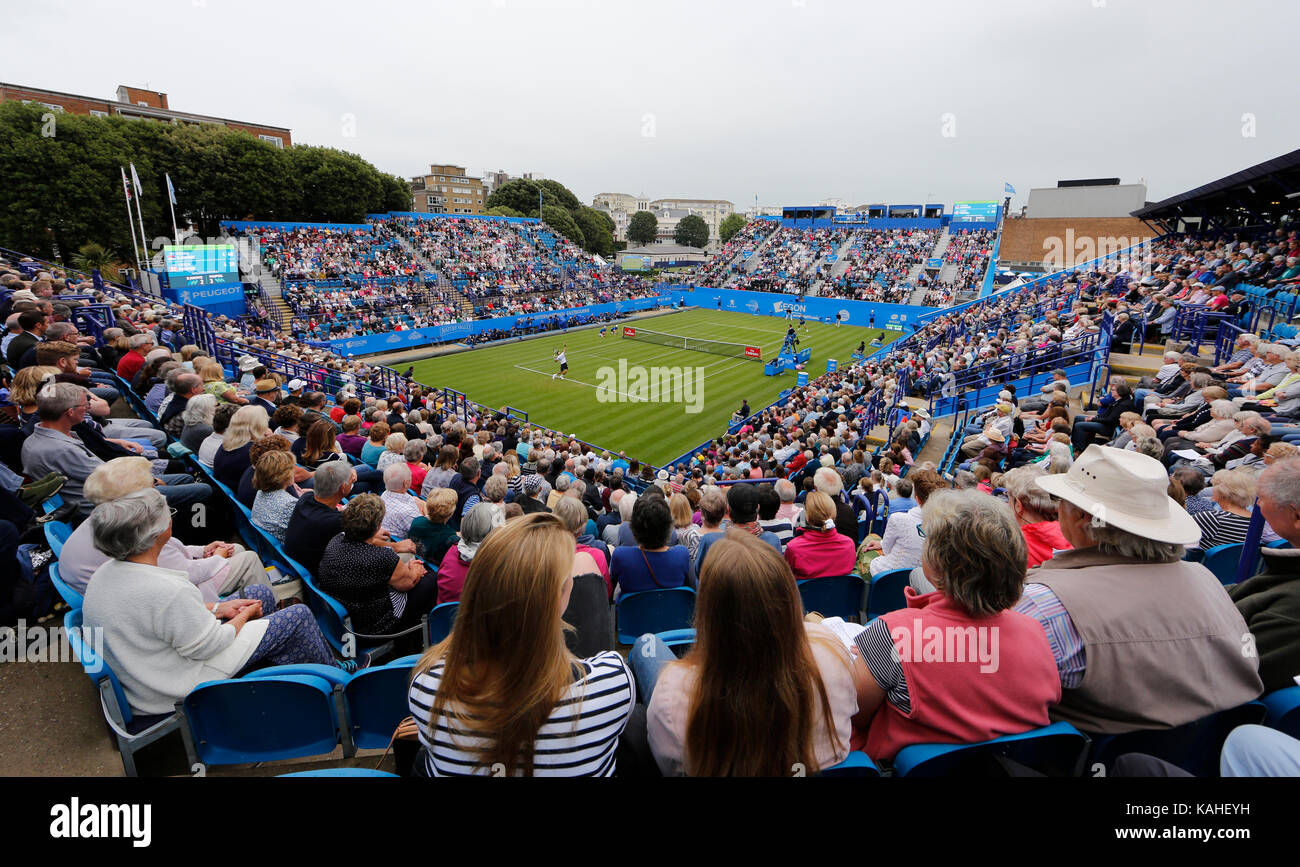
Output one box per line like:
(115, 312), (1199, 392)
(1133, 148), (1300, 222)
(621, 244), (707, 256)
(0, 81), (290, 132)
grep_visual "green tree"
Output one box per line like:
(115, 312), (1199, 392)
(541, 204), (586, 249)
(719, 213), (746, 243)
(535, 179), (581, 212)
(674, 214), (710, 248)
(486, 179), (545, 216)
(627, 210), (658, 246)
(381, 174), (413, 212)
(72, 242), (125, 282)
(484, 205), (525, 218)
(573, 206), (614, 257)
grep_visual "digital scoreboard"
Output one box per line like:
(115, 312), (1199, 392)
(951, 201), (1000, 223)
(162, 244), (240, 288)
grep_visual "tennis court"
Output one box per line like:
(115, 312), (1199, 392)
(405, 307), (897, 466)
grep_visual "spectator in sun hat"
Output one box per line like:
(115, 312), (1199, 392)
(1016, 445), (1263, 735)
(250, 379), (281, 415)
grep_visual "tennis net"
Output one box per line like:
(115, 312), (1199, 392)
(620, 326), (761, 360)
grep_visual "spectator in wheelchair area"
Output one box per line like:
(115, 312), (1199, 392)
(408, 512), (635, 777)
(82, 487), (350, 718)
(636, 528), (857, 776)
(851, 489), (1061, 765)
(1018, 446), (1263, 735)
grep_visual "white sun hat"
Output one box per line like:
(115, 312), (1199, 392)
(1035, 445), (1200, 545)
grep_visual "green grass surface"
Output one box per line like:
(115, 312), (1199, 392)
(406, 309), (898, 466)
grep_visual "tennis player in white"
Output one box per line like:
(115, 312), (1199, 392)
(553, 344), (569, 380)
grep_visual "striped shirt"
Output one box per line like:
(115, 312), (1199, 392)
(1013, 583), (1086, 688)
(407, 651), (635, 776)
(1191, 509), (1281, 550)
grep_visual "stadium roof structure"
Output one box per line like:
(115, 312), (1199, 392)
(1134, 148), (1300, 231)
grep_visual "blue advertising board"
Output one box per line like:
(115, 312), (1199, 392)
(672, 287), (935, 335)
(164, 280), (246, 319)
(826, 358), (838, 373)
(797, 371), (809, 386)
(950, 201), (999, 223)
(320, 294), (671, 356)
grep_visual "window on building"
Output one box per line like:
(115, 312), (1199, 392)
(90, 110), (108, 118)
(259, 134), (283, 148)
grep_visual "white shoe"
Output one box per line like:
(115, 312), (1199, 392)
(552, 374), (557, 380)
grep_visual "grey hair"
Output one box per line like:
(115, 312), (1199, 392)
(619, 491), (639, 521)
(1257, 456), (1300, 509)
(128, 333), (155, 349)
(813, 466), (844, 496)
(313, 460), (354, 498)
(89, 487), (171, 560)
(774, 478), (797, 502)
(403, 440), (427, 463)
(460, 501), (503, 545)
(35, 381), (85, 419)
(383, 462), (412, 493)
(1001, 465), (1057, 520)
(1058, 499), (1184, 563)
(555, 475), (571, 492)
(482, 474), (508, 503)
(1209, 399), (1237, 419)
(552, 496), (587, 534)
(182, 392), (218, 426)
(1209, 468), (1256, 510)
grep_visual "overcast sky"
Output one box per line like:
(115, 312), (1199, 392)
(8, 0), (1297, 210)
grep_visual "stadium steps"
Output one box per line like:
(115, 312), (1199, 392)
(267, 297), (293, 332)
(929, 228), (951, 260)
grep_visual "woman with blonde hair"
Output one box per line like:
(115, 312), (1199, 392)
(783, 491), (857, 581)
(668, 492), (701, 560)
(636, 528), (856, 776)
(503, 451), (524, 496)
(250, 450), (302, 543)
(377, 432), (409, 474)
(196, 357), (248, 406)
(408, 512), (634, 776)
(213, 405), (270, 491)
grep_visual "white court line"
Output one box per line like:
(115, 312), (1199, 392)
(511, 364), (652, 402)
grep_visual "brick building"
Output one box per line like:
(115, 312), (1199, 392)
(410, 165), (487, 215)
(0, 82), (292, 147)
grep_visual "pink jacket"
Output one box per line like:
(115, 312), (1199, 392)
(783, 529), (857, 581)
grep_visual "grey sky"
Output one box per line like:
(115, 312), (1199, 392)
(9, 0), (1297, 210)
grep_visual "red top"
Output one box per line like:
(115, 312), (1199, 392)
(436, 548), (471, 604)
(116, 349), (146, 383)
(1020, 520), (1072, 569)
(862, 591), (1061, 763)
(783, 528), (857, 581)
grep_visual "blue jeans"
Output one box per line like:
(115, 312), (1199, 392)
(157, 474), (212, 515)
(1220, 725), (1300, 777)
(1133, 388), (1152, 405)
(629, 634), (677, 705)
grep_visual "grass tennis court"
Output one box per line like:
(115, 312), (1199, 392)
(405, 308), (898, 466)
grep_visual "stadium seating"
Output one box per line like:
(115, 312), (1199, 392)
(893, 721), (1090, 777)
(615, 587), (697, 645)
(865, 569), (910, 619)
(1261, 687), (1300, 740)
(1088, 702), (1267, 778)
(797, 575), (868, 622)
(342, 655), (421, 750)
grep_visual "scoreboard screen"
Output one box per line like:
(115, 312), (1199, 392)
(951, 201), (1000, 223)
(163, 244), (240, 287)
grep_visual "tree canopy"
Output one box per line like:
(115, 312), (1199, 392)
(0, 101), (409, 261)
(627, 210), (658, 245)
(674, 214), (710, 249)
(719, 213), (747, 243)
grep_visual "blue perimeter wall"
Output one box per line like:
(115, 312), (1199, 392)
(320, 287), (938, 356)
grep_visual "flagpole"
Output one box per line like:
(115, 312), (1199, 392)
(121, 167), (143, 274)
(166, 174), (180, 245)
(129, 164), (150, 275)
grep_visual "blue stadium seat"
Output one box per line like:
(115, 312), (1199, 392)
(893, 721), (1090, 777)
(1201, 543), (1244, 585)
(1261, 687), (1300, 741)
(64, 609), (188, 776)
(616, 587), (696, 645)
(426, 602), (459, 645)
(819, 751), (881, 778)
(1088, 701), (1267, 777)
(278, 769), (399, 778)
(178, 673), (345, 766)
(655, 628), (696, 653)
(342, 656), (420, 751)
(797, 575), (867, 622)
(865, 568), (910, 619)
(43, 519), (72, 558)
(48, 562), (83, 610)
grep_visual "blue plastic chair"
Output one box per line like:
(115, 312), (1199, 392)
(426, 601), (459, 645)
(1264, 539), (1291, 549)
(865, 568), (910, 619)
(616, 587), (697, 645)
(1261, 686), (1300, 741)
(1200, 543), (1244, 586)
(278, 769), (398, 778)
(342, 655), (420, 751)
(893, 721), (1090, 777)
(43, 519), (73, 558)
(798, 575), (868, 622)
(178, 672), (347, 766)
(64, 609), (188, 776)
(819, 751), (881, 778)
(46, 561), (84, 609)
(1088, 701), (1267, 777)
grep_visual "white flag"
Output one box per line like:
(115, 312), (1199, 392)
(130, 162), (143, 197)
(165, 173), (177, 206)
